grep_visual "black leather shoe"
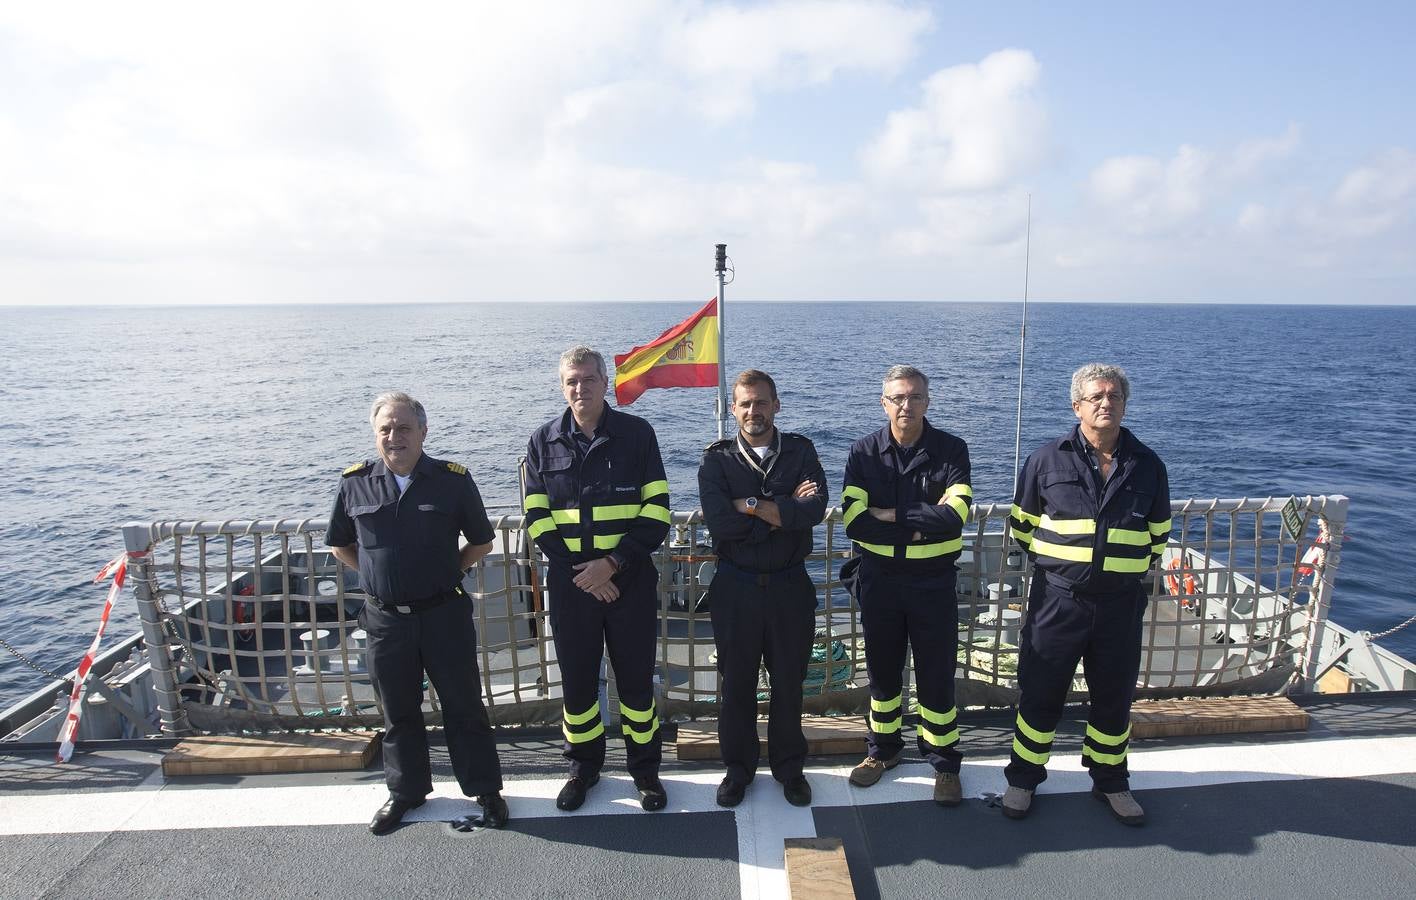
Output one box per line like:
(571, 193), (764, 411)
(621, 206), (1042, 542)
(556, 774), (599, 811)
(450, 794), (510, 832)
(633, 775), (668, 812)
(477, 793), (510, 828)
(369, 796), (425, 835)
(782, 776), (812, 807)
(716, 776), (748, 808)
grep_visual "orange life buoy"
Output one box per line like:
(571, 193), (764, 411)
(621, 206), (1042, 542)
(1165, 557), (1198, 604)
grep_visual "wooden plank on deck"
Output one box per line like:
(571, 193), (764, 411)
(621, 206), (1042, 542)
(676, 715), (868, 760)
(784, 837), (855, 900)
(163, 731), (380, 777)
(1130, 696), (1309, 739)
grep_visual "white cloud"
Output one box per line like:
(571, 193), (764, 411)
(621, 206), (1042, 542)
(665, 0), (932, 120)
(861, 48), (1045, 192)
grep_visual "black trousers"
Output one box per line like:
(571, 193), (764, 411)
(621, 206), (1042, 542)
(1005, 576), (1147, 793)
(548, 562), (662, 779)
(709, 562), (817, 785)
(859, 561), (963, 773)
(361, 593), (503, 802)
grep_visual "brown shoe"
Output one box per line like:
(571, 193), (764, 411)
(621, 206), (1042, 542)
(933, 771), (962, 806)
(848, 754), (900, 787)
(1092, 788), (1145, 826)
(1001, 785), (1034, 820)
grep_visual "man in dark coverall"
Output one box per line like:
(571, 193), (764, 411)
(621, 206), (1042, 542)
(327, 391), (507, 835)
(841, 365), (973, 806)
(699, 370), (828, 809)
(523, 346), (671, 813)
(1004, 363), (1172, 826)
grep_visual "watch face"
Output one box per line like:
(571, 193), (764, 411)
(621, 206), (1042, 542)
(746, 497), (758, 508)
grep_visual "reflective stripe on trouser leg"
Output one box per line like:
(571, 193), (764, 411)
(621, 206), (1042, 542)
(1004, 577), (1082, 790)
(620, 699), (659, 745)
(859, 562), (908, 760)
(917, 702), (959, 753)
(1080, 583), (1147, 793)
(1010, 711), (1055, 767)
(1081, 722), (1130, 766)
(906, 572), (962, 773)
(603, 563), (662, 777)
(547, 566), (608, 779)
(563, 700), (605, 744)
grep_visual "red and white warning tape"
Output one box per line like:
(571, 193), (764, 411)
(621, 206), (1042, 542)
(56, 551), (143, 763)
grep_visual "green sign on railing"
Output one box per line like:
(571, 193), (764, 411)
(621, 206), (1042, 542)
(1281, 496), (1305, 541)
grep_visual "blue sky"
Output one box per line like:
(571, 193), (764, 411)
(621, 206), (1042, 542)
(2, 1), (1412, 305)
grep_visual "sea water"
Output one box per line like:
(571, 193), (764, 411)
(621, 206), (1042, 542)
(2, 301), (1413, 708)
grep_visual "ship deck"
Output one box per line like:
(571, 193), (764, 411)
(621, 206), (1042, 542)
(3, 693), (1415, 899)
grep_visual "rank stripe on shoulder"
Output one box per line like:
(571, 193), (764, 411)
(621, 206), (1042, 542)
(342, 461), (368, 476)
(446, 461), (467, 475)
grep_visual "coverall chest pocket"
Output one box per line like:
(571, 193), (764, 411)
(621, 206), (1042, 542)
(1117, 474), (1157, 517)
(537, 452), (576, 498)
(348, 503), (395, 548)
(1041, 472), (1091, 513)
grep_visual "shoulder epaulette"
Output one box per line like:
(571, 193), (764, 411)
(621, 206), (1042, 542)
(445, 461), (467, 476)
(705, 438), (735, 452)
(342, 461), (369, 477)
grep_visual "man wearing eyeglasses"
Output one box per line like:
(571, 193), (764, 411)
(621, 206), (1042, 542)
(840, 365), (973, 806)
(1003, 363), (1172, 826)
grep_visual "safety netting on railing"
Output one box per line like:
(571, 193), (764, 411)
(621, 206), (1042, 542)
(123, 496), (1344, 735)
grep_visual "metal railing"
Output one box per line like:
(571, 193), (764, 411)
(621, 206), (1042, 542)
(121, 496), (1347, 735)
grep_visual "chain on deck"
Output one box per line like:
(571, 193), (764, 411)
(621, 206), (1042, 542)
(120, 496), (1349, 735)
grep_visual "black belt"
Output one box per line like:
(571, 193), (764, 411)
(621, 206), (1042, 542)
(368, 585), (462, 615)
(716, 559), (804, 588)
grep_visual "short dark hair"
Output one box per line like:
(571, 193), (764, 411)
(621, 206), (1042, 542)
(733, 369), (778, 402)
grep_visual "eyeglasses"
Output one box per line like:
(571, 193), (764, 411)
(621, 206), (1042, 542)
(1080, 392), (1125, 406)
(883, 393), (927, 408)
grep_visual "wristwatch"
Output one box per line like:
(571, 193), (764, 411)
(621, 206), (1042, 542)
(745, 497), (759, 516)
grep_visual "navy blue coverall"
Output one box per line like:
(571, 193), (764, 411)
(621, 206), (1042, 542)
(1006, 424), (1172, 793)
(326, 453), (504, 803)
(841, 420), (973, 772)
(523, 406), (670, 780)
(698, 430), (828, 787)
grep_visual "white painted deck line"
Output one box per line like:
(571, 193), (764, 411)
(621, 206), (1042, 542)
(5, 735), (1416, 837)
(5, 729), (1416, 900)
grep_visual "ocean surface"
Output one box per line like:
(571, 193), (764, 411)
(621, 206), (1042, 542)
(2, 301), (1414, 710)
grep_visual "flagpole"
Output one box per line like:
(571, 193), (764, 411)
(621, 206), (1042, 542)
(715, 243), (728, 441)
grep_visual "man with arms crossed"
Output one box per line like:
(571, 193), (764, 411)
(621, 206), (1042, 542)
(699, 370), (828, 808)
(841, 365), (973, 805)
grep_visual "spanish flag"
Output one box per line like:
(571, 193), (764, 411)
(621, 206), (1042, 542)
(613, 297), (720, 405)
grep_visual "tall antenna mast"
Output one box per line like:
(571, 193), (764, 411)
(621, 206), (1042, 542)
(1012, 195), (1033, 489)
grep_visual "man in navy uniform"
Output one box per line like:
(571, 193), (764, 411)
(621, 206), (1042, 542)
(698, 370), (827, 808)
(523, 346), (671, 812)
(1004, 363), (1171, 826)
(327, 391), (507, 835)
(841, 365), (973, 806)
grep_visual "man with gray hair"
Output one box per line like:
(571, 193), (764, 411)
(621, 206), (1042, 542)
(327, 391), (507, 835)
(840, 365), (973, 806)
(1004, 363), (1172, 825)
(523, 347), (671, 813)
